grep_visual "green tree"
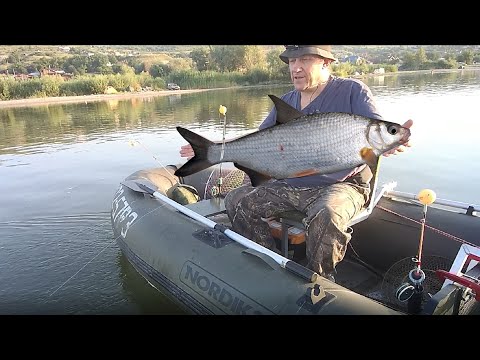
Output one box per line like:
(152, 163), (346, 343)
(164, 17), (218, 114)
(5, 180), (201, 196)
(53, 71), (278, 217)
(168, 57), (194, 71)
(332, 62), (355, 77)
(210, 45), (267, 73)
(210, 46), (246, 72)
(444, 52), (456, 61)
(149, 63), (169, 78)
(416, 48), (427, 62)
(457, 50), (474, 65)
(65, 65), (78, 75)
(87, 54), (111, 73)
(9, 64), (27, 74)
(69, 47), (83, 55)
(426, 51), (440, 61)
(96, 65), (113, 75)
(64, 55), (89, 75)
(401, 52), (416, 70)
(7, 52), (21, 64)
(190, 47), (210, 71)
(244, 46), (266, 71)
(266, 48), (285, 73)
(435, 59), (454, 69)
(112, 63), (135, 75)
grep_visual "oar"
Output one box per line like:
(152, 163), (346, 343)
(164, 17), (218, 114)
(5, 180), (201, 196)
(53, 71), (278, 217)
(121, 178), (319, 283)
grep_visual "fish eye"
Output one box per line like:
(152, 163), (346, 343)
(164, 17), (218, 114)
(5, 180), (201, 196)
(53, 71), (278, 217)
(387, 124), (399, 135)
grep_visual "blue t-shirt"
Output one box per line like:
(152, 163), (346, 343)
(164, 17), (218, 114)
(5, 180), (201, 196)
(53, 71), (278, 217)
(259, 76), (384, 187)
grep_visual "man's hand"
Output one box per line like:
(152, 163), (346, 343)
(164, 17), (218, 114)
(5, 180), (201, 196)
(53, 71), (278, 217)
(180, 144), (195, 159)
(383, 119), (413, 157)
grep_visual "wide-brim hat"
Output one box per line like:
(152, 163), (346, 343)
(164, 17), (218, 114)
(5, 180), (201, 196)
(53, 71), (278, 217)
(279, 45), (337, 64)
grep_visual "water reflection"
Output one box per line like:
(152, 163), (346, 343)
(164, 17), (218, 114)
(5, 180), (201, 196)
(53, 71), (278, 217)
(0, 85), (290, 156)
(2, 70), (478, 158)
(117, 251), (186, 314)
(0, 69), (479, 314)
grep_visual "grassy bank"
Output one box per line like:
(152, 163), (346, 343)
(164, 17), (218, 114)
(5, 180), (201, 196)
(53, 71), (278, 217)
(1, 67), (477, 110)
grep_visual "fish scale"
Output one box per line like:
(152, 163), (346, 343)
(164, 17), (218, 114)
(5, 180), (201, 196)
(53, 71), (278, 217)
(210, 113), (373, 179)
(174, 95), (410, 186)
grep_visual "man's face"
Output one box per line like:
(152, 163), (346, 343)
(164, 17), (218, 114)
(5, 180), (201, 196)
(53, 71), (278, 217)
(288, 55), (326, 91)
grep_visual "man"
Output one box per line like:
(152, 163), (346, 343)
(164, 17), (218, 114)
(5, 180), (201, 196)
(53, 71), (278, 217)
(180, 45), (412, 280)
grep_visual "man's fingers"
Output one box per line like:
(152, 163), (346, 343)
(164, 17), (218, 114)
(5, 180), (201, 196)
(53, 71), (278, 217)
(180, 144), (195, 158)
(401, 120), (413, 146)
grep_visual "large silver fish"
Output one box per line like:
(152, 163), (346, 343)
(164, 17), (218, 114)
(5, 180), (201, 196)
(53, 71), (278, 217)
(175, 95), (410, 186)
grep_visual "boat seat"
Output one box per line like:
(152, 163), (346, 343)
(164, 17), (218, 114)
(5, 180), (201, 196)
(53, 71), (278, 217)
(267, 158), (397, 259)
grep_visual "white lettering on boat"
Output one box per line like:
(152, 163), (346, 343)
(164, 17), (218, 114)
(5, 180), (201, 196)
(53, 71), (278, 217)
(111, 185), (138, 238)
(181, 261), (272, 315)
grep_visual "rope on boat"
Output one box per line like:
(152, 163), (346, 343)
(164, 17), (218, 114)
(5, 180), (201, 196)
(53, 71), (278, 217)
(377, 205), (478, 248)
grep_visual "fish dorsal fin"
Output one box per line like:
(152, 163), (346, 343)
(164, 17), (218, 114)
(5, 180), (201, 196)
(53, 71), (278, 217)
(268, 94), (304, 125)
(234, 163), (271, 187)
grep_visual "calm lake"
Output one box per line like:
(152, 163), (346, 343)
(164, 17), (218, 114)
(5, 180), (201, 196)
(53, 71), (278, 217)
(1, 70), (479, 314)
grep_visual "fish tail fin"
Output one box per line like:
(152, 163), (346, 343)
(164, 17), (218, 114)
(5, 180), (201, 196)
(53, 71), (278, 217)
(175, 127), (216, 177)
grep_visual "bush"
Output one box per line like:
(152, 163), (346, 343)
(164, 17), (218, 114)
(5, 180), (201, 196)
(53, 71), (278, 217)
(40, 76), (63, 97)
(243, 68), (270, 85)
(0, 78), (13, 100)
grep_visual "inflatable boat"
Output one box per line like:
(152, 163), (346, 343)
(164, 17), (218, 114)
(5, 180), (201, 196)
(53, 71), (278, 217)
(111, 165), (480, 315)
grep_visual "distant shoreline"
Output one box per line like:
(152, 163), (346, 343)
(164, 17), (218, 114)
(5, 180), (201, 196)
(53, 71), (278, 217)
(0, 88), (216, 109)
(1, 68), (477, 109)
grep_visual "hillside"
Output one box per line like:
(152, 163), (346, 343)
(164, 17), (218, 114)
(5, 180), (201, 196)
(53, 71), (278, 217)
(2, 44), (479, 60)
(1, 45), (478, 78)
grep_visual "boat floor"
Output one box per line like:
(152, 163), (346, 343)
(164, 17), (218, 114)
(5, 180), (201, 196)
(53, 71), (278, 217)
(209, 212), (396, 309)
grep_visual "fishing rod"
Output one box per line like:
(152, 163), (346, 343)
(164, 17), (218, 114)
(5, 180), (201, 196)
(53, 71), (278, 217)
(208, 105), (228, 198)
(385, 189), (479, 215)
(395, 189), (437, 314)
(128, 139), (179, 184)
(121, 178), (319, 283)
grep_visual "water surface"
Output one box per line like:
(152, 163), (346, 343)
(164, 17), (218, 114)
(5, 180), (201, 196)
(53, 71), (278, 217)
(1, 70), (479, 314)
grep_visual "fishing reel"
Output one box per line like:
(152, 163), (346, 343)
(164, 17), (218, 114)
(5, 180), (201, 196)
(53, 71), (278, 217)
(209, 177), (223, 198)
(382, 189), (444, 314)
(395, 257), (426, 307)
(396, 189), (437, 313)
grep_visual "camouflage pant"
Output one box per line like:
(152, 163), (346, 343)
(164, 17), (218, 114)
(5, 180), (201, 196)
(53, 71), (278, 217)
(224, 180), (370, 276)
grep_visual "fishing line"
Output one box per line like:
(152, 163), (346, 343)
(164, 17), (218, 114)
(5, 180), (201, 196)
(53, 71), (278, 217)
(205, 105), (228, 199)
(46, 199), (170, 299)
(48, 234), (116, 298)
(218, 105), (228, 195)
(46, 119), (232, 301)
(204, 167), (217, 199)
(377, 205), (478, 248)
(128, 139), (178, 183)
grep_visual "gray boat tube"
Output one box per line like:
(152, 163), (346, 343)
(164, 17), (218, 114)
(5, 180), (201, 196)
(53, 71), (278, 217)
(112, 166), (403, 315)
(122, 178), (318, 283)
